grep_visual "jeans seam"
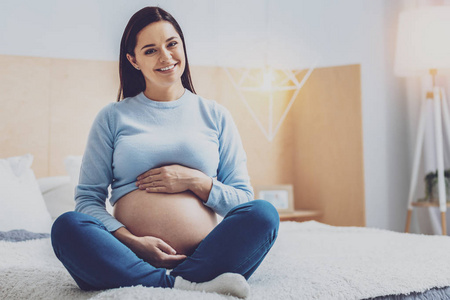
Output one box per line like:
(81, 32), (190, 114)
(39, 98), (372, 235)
(232, 235), (274, 274)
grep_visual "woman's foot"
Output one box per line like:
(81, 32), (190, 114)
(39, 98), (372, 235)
(174, 273), (250, 298)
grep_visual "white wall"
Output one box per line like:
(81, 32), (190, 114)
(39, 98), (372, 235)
(0, 0), (410, 231)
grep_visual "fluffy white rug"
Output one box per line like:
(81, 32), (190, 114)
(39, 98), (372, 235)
(2, 221), (450, 300)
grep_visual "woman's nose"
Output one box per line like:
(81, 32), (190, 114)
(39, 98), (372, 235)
(160, 48), (172, 62)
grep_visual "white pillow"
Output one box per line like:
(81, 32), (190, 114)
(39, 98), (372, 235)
(38, 176), (75, 220)
(0, 154), (53, 233)
(64, 155), (83, 190)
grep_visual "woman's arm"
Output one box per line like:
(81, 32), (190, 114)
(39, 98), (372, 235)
(204, 105), (254, 215)
(74, 104), (124, 232)
(187, 170), (213, 202)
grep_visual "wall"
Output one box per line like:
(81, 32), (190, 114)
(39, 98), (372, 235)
(0, 55), (365, 226)
(0, 55), (118, 176)
(0, 0), (405, 231)
(293, 64), (365, 226)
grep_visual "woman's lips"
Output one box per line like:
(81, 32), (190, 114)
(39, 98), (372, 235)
(156, 63), (177, 72)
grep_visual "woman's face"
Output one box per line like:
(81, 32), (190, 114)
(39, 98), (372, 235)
(127, 21), (186, 91)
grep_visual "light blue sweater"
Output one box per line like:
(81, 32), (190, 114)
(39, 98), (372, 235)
(75, 89), (254, 232)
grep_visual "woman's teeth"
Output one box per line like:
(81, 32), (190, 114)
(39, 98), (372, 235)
(159, 64), (175, 71)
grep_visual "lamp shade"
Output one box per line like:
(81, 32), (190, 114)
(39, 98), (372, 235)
(394, 6), (450, 77)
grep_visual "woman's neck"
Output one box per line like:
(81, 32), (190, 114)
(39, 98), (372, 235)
(143, 83), (185, 102)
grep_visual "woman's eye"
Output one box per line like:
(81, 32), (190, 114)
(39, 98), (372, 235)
(145, 49), (156, 55)
(168, 41), (178, 47)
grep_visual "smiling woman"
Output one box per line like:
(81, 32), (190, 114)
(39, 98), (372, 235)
(117, 7), (196, 102)
(126, 21), (187, 101)
(50, 6), (279, 298)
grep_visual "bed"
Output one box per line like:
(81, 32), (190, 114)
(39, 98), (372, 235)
(2, 154), (450, 300)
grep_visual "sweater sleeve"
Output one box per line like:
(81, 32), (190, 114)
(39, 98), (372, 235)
(204, 105), (254, 216)
(74, 104), (124, 232)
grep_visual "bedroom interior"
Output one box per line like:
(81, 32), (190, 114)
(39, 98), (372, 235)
(2, 0), (450, 299)
(0, 55), (365, 226)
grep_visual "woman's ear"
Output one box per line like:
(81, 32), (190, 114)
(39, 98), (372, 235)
(126, 54), (140, 70)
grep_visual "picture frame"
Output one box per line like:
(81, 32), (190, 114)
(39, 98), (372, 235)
(254, 184), (294, 213)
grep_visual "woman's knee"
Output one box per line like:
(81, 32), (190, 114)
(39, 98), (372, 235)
(247, 200), (280, 233)
(52, 211), (80, 232)
(52, 211), (75, 236)
(51, 212), (79, 245)
(51, 211), (100, 244)
(51, 212), (77, 256)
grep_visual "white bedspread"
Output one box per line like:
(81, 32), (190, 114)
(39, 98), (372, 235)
(2, 221), (450, 300)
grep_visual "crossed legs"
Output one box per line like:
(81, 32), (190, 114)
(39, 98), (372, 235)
(51, 200), (279, 292)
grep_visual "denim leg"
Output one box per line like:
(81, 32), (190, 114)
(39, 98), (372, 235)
(170, 200), (279, 282)
(51, 211), (175, 290)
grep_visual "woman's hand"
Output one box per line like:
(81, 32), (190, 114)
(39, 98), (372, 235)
(113, 227), (186, 269)
(136, 164), (195, 194)
(136, 165), (213, 203)
(131, 236), (187, 268)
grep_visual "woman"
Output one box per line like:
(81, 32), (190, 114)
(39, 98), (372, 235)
(51, 6), (279, 298)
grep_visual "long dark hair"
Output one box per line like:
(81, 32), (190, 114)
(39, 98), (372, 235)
(117, 7), (196, 101)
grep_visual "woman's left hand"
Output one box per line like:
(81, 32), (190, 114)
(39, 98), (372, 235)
(136, 164), (198, 194)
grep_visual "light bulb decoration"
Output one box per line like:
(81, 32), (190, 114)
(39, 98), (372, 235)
(262, 67), (275, 91)
(223, 63), (317, 142)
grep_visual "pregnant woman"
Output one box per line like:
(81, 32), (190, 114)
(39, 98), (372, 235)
(51, 6), (279, 298)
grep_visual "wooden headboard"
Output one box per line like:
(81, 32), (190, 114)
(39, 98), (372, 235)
(0, 54), (365, 226)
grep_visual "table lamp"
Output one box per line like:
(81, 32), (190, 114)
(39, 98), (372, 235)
(394, 6), (450, 235)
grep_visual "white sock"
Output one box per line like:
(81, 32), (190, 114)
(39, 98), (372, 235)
(174, 272), (250, 299)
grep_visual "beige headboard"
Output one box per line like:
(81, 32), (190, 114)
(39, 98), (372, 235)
(0, 54), (365, 226)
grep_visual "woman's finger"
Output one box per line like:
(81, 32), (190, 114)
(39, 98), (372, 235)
(156, 239), (178, 255)
(161, 253), (187, 261)
(138, 174), (163, 184)
(145, 187), (167, 193)
(137, 168), (161, 180)
(138, 180), (164, 189)
(159, 254), (187, 269)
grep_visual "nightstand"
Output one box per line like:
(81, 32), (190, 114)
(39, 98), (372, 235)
(279, 210), (322, 222)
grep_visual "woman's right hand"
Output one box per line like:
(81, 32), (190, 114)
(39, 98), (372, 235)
(132, 236), (187, 268)
(113, 227), (187, 268)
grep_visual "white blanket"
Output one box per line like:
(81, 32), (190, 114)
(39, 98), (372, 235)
(2, 221), (450, 300)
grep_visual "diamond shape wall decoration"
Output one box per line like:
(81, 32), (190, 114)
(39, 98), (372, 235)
(223, 64), (317, 141)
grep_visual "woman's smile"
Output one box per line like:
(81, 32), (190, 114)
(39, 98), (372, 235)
(155, 62), (179, 74)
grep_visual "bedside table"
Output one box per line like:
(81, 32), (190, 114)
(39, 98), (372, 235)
(279, 210), (322, 222)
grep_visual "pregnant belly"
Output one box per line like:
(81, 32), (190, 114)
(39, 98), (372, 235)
(113, 189), (218, 256)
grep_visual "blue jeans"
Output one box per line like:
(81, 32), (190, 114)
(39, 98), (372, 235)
(51, 200), (279, 291)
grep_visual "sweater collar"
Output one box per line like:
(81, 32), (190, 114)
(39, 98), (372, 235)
(135, 89), (192, 109)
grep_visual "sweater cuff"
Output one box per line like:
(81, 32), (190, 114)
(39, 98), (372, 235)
(204, 178), (223, 214)
(103, 218), (125, 233)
